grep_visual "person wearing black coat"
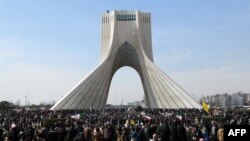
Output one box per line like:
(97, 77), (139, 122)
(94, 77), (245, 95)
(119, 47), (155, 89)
(11, 127), (19, 141)
(177, 122), (187, 141)
(169, 120), (178, 141)
(157, 120), (170, 141)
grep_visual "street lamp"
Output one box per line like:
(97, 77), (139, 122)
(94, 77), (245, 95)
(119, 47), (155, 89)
(25, 95), (28, 107)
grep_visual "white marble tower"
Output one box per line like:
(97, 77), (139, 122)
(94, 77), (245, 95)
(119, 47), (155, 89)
(51, 10), (201, 110)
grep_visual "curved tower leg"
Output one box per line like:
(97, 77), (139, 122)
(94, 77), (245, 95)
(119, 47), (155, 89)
(51, 60), (113, 110)
(140, 57), (201, 108)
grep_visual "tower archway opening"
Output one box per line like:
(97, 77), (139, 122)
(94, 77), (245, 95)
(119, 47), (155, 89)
(107, 66), (144, 106)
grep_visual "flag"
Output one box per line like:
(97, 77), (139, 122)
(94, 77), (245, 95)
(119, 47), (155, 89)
(202, 101), (210, 113)
(80, 112), (86, 118)
(71, 114), (80, 119)
(144, 115), (152, 120)
(126, 119), (135, 125)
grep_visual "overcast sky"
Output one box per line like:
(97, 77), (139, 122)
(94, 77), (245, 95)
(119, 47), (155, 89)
(0, 0), (250, 105)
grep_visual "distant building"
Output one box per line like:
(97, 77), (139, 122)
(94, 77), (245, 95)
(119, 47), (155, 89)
(247, 94), (250, 105)
(200, 92), (250, 107)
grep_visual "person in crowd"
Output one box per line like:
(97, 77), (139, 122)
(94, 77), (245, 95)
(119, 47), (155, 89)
(201, 126), (209, 141)
(131, 126), (140, 141)
(83, 125), (92, 141)
(150, 133), (158, 141)
(67, 123), (77, 141)
(103, 124), (109, 141)
(116, 128), (125, 141)
(142, 123), (150, 141)
(177, 121), (187, 141)
(93, 126), (103, 141)
(26, 123), (35, 141)
(169, 119), (178, 141)
(157, 119), (170, 141)
(210, 120), (218, 141)
(10, 123), (19, 141)
(217, 124), (224, 141)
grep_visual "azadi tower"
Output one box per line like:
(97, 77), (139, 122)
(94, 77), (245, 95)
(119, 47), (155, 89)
(51, 10), (201, 110)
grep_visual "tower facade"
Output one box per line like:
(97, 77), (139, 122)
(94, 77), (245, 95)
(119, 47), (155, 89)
(51, 10), (201, 110)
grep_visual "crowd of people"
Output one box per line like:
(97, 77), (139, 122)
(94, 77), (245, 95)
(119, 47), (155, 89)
(0, 107), (249, 141)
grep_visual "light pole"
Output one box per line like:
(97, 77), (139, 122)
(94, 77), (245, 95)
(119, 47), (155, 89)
(25, 95), (28, 107)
